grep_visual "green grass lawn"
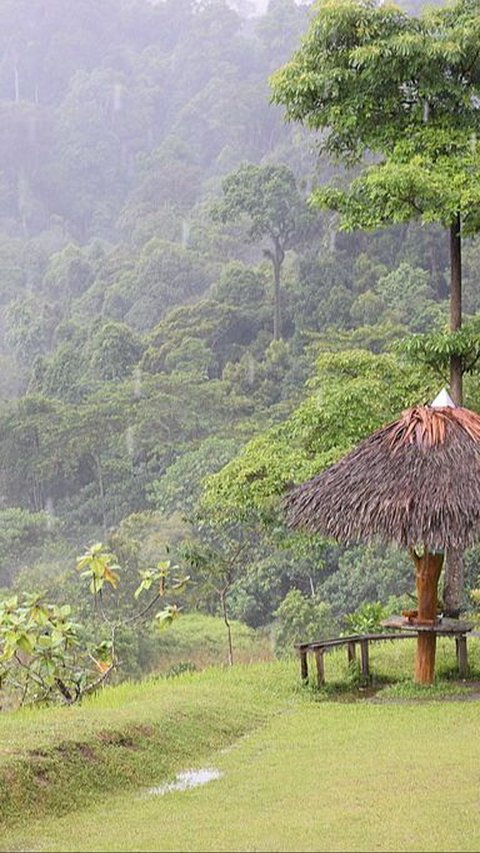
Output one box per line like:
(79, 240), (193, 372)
(3, 701), (480, 853)
(2, 637), (480, 852)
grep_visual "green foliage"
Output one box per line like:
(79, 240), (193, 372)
(313, 132), (480, 234)
(43, 244), (95, 304)
(76, 543), (186, 631)
(373, 263), (445, 333)
(0, 542), (188, 706)
(274, 589), (337, 656)
(143, 296), (269, 378)
(343, 601), (388, 635)
(97, 240), (214, 334)
(148, 437), (239, 516)
(0, 507), (53, 584)
(164, 660), (197, 679)
(272, 0), (480, 168)
(318, 544), (414, 619)
(212, 162), (315, 339)
(211, 262), (267, 307)
(6, 294), (58, 367)
(0, 0), (476, 659)
(203, 349), (436, 521)
(271, 0), (480, 407)
(89, 321), (144, 382)
(0, 591), (91, 705)
(213, 162), (307, 247)
(400, 317), (480, 378)
(76, 542), (121, 594)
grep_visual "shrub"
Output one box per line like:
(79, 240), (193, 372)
(274, 589), (337, 657)
(343, 601), (388, 635)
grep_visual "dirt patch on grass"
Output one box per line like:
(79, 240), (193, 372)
(33, 770), (50, 788)
(78, 744), (97, 761)
(97, 732), (137, 749)
(96, 723), (155, 749)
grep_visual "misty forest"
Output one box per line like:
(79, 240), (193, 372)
(2, 0), (480, 689)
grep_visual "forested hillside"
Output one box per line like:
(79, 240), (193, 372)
(1, 0), (479, 682)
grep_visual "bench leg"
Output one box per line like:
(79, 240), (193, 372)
(456, 636), (468, 678)
(315, 649), (325, 687)
(360, 640), (370, 679)
(347, 641), (357, 664)
(299, 649), (308, 682)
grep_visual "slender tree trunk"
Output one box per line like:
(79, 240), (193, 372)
(220, 588), (234, 666)
(444, 549), (463, 618)
(273, 257), (282, 341)
(93, 453), (108, 541)
(449, 214), (463, 406)
(445, 214), (464, 617)
(269, 237), (285, 342)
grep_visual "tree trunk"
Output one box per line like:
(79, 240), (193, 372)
(449, 214), (462, 405)
(93, 453), (108, 541)
(273, 257), (282, 341)
(445, 215), (464, 617)
(220, 588), (234, 667)
(444, 549), (464, 619)
(411, 550), (443, 684)
(269, 237), (285, 342)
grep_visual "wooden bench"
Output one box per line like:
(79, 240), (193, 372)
(295, 629), (472, 687)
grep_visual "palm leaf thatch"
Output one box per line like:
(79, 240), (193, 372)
(285, 405), (480, 550)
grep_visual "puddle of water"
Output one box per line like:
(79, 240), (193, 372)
(147, 768), (222, 796)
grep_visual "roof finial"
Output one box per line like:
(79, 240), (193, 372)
(430, 388), (456, 408)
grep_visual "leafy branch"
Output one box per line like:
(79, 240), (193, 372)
(398, 319), (480, 378)
(0, 544), (189, 707)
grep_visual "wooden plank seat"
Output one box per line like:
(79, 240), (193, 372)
(295, 629), (472, 687)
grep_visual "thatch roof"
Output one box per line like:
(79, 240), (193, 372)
(285, 405), (480, 550)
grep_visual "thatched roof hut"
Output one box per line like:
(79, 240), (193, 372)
(285, 402), (480, 551)
(285, 393), (480, 684)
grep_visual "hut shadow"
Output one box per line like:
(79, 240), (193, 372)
(295, 638), (480, 703)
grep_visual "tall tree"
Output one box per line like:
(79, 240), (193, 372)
(213, 163), (309, 341)
(271, 0), (480, 614)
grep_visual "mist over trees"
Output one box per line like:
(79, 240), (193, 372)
(1, 0), (480, 677)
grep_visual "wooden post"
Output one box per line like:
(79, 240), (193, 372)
(411, 549), (444, 684)
(299, 647), (308, 682)
(347, 641), (357, 664)
(360, 639), (370, 679)
(315, 649), (325, 687)
(456, 636), (468, 678)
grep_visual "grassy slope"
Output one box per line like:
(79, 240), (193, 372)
(156, 613), (273, 671)
(2, 638), (480, 852)
(0, 663), (295, 831)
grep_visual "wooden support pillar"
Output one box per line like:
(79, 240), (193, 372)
(299, 647), (308, 682)
(415, 633), (437, 684)
(360, 639), (370, 679)
(456, 635), (468, 678)
(315, 649), (325, 687)
(411, 549), (444, 684)
(347, 641), (357, 664)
